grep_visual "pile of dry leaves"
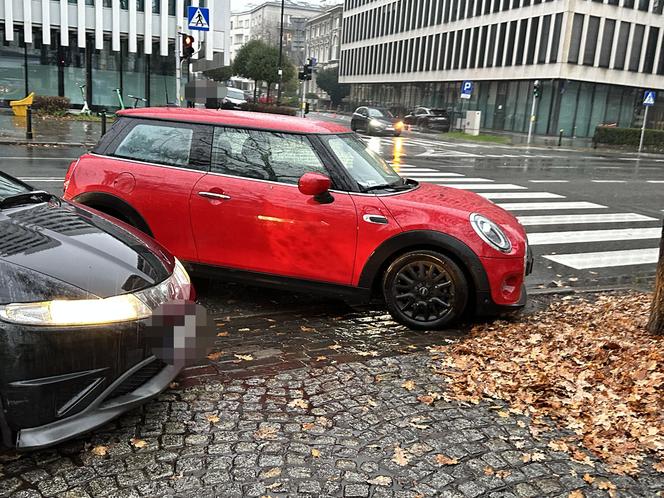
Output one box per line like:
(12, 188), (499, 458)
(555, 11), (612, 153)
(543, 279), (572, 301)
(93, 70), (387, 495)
(430, 292), (664, 475)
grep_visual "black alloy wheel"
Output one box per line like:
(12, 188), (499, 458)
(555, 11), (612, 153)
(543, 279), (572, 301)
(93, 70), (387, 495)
(383, 251), (468, 330)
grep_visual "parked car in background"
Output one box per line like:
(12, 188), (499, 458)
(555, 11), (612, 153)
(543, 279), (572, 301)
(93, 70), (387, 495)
(221, 87), (247, 110)
(64, 107), (531, 330)
(404, 107), (451, 132)
(0, 171), (194, 449)
(350, 107), (404, 136)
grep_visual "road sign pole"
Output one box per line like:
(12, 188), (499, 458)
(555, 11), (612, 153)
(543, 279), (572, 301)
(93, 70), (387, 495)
(175, 24), (181, 106)
(527, 96), (537, 145)
(639, 104), (649, 154)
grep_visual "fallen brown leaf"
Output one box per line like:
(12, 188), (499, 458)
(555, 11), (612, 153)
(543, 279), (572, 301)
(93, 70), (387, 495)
(288, 399), (309, 409)
(392, 445), (410, 466)
(434, 454), (459, 466)
(402, 380), (416, 391)
(262, 467), (281, 479)
(216, 331), (229, 337)
(311, 448), (321, 458)
(367, 476), (392, 486)
(254, 426), (278, 440)
(234, 354), (253, 361)
(91, 445), (108, 457)
(568, 491), (584, 498)
(302, 422), (315, 430)
(597, 480), (617, 491)
(207, 351), (223, 361)
(300, 326), (316, 333)
(654, 461), (664, 473)
(130, 438), (147, 449)
(206, 414), (220, 424)
(583, 474), (595, 484)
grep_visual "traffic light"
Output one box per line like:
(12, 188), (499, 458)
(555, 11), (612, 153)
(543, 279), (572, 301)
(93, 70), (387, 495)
(182, 34), (195, 59)
(533, 80), (542, 99)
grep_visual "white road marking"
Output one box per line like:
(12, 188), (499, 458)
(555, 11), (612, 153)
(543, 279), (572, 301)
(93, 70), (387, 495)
(496, 201), (606, 211)
(440, 183), (527, 190)
(408, 177), (493, 182)
(395, 171), (464, 176)
(517, 213), (658, 226)
(18, 177), (64, 182)
(647, 180), (664, 183)
(591, 180), (626, 183)
(479, 192), (565, 200)
(5, 157), (77, 160)
(544, 248), (659, 269)
(528, 227), (662, 246)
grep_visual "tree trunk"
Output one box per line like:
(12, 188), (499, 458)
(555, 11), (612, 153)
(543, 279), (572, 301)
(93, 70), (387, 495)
(266, 84), (272, 102)
(253, 82), (258, 102)
(647, 221), (664, 334)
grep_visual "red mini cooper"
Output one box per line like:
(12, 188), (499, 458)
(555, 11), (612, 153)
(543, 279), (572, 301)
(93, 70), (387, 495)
(64, 108), (532, 330)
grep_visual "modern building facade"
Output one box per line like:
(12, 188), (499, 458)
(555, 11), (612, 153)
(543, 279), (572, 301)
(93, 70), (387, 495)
(229, 1), (324, 65)
(0, 0), (231, 109)
(304, 4), (343, 102)
(339, 0), (664, 137)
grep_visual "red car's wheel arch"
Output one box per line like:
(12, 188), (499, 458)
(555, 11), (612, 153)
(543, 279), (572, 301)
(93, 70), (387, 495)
(72, 192), (153, 237)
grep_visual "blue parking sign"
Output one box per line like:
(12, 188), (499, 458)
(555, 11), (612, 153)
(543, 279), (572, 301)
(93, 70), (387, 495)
(188, 6), (210, 31)
(461, 80), (473, 99)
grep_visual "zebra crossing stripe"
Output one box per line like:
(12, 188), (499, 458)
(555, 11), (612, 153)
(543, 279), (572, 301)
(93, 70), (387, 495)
(479, 192), (565, 200)
(408, 177), (494, 182)
(496, 201), (606, 211)
(543, 248), (659, 270)
(517, 213), (657, 226)
(441, 184), (527, 190)
(528, 227), (662, 246)
(395, 171), (464, 176)
(529, 180), (569, 183)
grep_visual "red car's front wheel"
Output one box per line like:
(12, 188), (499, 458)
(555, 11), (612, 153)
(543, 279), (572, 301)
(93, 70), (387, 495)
(383, 251), (468, 330)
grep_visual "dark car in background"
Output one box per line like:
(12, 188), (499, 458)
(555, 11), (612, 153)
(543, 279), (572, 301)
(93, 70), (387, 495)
(0, 171), (194, 449)
(404, 107), (451, 132)
(350, 106), (404, 136)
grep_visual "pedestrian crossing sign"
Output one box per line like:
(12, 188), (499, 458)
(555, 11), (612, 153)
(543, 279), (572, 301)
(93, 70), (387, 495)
(643, 90), (656, 107)
(188, 6), (210, 31)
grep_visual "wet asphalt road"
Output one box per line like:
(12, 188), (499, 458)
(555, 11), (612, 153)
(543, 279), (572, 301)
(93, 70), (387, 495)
(1, 124), (663, 293)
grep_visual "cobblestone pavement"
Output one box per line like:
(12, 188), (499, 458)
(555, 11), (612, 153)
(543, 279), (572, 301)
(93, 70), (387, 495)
(1, 285), (663, 498)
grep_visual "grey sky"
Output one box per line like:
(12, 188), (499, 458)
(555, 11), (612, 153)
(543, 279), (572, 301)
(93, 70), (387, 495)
(230, 0), (323, 12)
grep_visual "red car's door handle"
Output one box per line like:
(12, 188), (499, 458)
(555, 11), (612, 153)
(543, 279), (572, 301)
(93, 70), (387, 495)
(198, 191), (231, 201)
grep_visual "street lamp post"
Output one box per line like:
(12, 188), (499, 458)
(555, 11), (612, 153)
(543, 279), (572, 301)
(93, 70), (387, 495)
(277, 0), (285, 105)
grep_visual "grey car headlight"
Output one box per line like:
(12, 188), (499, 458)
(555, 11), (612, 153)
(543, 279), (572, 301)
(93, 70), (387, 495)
(0, 259), (191, 326)
(470, 213), (512, 253)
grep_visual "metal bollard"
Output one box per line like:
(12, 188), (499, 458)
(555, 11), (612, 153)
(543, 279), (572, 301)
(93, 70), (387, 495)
(100, 111), (107, 137)
(558, 129), (563, 147)
(26, 106), (33, 140)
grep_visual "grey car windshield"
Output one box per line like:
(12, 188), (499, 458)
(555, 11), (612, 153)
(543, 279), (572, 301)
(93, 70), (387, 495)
(0, 173), (30, 201)
(322, 135), (403, 189)
(226, 88), (245, 100)
(368, 108), (394, 118)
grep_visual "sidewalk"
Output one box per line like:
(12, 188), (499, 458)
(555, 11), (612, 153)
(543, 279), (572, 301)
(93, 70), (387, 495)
(0, 109), (101, 146)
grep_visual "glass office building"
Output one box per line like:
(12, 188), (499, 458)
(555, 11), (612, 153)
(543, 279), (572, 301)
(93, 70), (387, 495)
(340, 0), (664, 137)
(0, 0), (230, 110)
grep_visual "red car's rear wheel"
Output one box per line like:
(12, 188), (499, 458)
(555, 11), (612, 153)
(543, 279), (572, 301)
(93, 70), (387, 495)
(382, 251), (468, 330)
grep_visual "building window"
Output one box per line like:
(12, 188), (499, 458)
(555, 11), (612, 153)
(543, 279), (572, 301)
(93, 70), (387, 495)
(613, 22), (631, 70)
(583, 16), (600, 65)
(515, 19), (528, 65)
(628, 24), (645, 71)
(526, 17), (538, 65)
(643, 27), (660, 73)
(599, 19), (616, 68)
(505, 21), (517, 66)
(461, 28), (471, 69)
(637, 0), (649, 11)
(538, 15), (551, 63)
(478, 25), (488, 68)
(487, 24), (497, 67)
(496, 23), (507, 67)
(549, 13), (563, 63)
(568, 13), (584, 64)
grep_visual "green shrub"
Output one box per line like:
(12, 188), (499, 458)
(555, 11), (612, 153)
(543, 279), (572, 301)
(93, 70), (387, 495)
(32, 96), (71, 115)
(593, 126), (664, 151)
(239, 102), (297, 116)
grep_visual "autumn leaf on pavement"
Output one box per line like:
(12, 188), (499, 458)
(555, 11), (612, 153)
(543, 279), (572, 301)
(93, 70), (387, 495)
(497, 411), (510, 418)
(328, 344), (342, 350)
(302, 422), (315, 430)
(234, 354), (253, 361)
(262, 467), (281, 479)
(300, 325), (316, 333)
(434, 454), (459, 466)
(358, 351), (379, 357)
(207, 351), (223, 361)
(288, 399), (309, 409)
(216, 331), (229, 337)
(254, 426), (278, 440)
(597, 480), (617, 491)
(392, 445), (410, 466)
(548, 440), (570, 452)
(484, 466), (495, 476)
(522, 452), (546, 463)
(568, 491), (584, 498)
(402, 380), (416, 391)
(583, 474), (595, 484)
(311, 448), (321, 458)
(367, 476), (392, 486)
(130, 438), (147, 449)
(205, 414), (220, 424)
(653, 461), (664, 473)
(315, 356), (327, 361)
(495, 470), (511, 479)
(91, 445), (108, 457)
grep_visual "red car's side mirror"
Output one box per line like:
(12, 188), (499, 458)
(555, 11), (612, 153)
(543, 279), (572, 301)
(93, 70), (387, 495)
(298, 172), (331, 196)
